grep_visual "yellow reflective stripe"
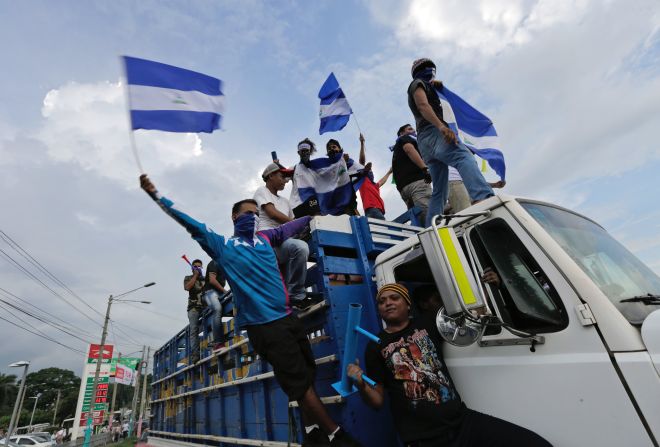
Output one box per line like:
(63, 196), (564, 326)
(438, 228), (477, 305)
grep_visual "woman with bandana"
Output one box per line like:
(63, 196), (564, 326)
(407, 58), (494, 227)
(139, 174), (362, 447)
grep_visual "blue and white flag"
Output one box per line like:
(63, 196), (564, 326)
(123, 56), (224, 133)
(290, 152), (354, 215)
(318, 73), (352, 135)
(436, 86), (506, 180)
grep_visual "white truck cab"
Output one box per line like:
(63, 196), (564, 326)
(374, 194), (660, 446)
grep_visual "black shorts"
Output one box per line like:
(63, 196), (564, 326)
(247, 314), (316, 401)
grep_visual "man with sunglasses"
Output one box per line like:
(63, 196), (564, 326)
(139, 174), (362, 447)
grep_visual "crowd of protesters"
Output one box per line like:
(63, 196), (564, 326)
(143, 58), (524, 447)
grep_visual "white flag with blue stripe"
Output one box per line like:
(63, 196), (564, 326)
(318, 73), (352, 135)
(123, 56), (224, 133)
(290, 152), (354, 215)
(436, 85), (506, 180)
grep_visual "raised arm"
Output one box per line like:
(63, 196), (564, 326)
(377, 167), (393, 187)
(258, 216), (312, 247)
(139, 174), (224, 260)
(358, 133), (366, 166)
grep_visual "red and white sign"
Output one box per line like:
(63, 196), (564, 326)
(88, 344), (114, 362)
(114, 363), (136, 386)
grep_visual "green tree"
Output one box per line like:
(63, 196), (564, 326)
(0, 373), (18, 413)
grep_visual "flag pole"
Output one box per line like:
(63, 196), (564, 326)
(352, 112), (363, 135)
(120, 56), (145, 174)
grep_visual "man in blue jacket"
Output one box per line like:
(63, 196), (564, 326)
(139, 174), (361, 447)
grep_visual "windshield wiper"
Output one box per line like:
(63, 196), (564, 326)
(620, 293), (660, 305)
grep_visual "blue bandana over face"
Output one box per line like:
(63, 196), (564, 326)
(234, 213), (259, 241)
(415, 67), (436, 82)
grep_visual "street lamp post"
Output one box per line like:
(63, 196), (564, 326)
(28, 393), (42, 431)
(82, 282), (155, 447)
(5, 361), (30, 442)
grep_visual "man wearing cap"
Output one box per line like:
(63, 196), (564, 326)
(253, 162), (312, 309)
(408, 58), (494, 227)
(348, 284), (551, 447)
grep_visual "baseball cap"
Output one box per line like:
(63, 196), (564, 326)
(262, 163), (293, 181)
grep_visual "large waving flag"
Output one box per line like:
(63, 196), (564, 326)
(435, 85), (506, 180)
(290, 152), (354, 215)
(318, 73), (352, 134)
(123, 56), (224, 133)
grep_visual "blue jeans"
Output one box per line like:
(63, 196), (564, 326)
(418, 126), (494, 227)
(187, 308), (201, 361)
(202, 290), (224, 343)
(365, 207), (386, 220)
(274, 238), (309, 302)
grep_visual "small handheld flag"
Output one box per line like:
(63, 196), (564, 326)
(123, 56), (224, 134)
(318, 73), (353, 135)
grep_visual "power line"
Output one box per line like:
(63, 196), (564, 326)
(0, 314), (87, 355)
(122, 302), (185, 323)
(0, 247), (103, 328)
(0, 287), (98, 341)
(0, 230), (106, 319)
(0, 298), (94, 344)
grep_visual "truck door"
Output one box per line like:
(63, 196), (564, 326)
(421, 210), (654, 446)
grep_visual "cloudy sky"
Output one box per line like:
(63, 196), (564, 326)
(1, 0), (659, 376)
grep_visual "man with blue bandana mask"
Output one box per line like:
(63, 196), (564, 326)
(139, 174), (363, 447)
(407, 58), (494, 227)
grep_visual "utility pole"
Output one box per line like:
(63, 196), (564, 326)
(82, 295), (112, 447)
(107, 353), (121, 428)
(6, 361), (30, 441)
(129, 347), (146, 437)
(28, 394), (42, 431)
(137, 347), (150, 438)
(52, 390), (61, 426)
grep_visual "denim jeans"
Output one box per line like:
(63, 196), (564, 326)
(365, 207), (386, 220)
(400, 179), (432, 225)
(274, 238), (309, 302)
(187, 308), (201, 361)
(418, 126), (494, 227)
(202, 289), (224, 343)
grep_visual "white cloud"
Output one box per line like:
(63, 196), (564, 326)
(37, 80), (203, 187)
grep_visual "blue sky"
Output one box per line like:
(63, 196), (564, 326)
(1, 0), (659, 374)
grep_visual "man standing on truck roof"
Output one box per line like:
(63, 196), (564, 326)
(408, 58), (494, 227)
(184, 259), (205, 363)
(139, 174), (362, 447)
(348, 284), (552, 447)
(391, 123), (432, 225)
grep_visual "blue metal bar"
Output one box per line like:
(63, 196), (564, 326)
(355, 326), (380, 344)
(332, 303), (362, 396)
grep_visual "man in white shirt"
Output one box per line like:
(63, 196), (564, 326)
(254, 163), (312, 309)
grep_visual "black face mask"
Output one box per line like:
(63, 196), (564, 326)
(299, 150), (311, 164)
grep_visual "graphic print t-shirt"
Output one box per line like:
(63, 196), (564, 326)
(365, 320), (465, 443)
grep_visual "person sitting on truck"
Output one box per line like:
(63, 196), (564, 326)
(391, 123), (432, 225)
(355, 133), (392, 220)
(184, 259), (206, 363)
(408, 58), (494, 227)
(139, 174), (363, 447)
(348, 283), (551, 447)
(202, 259), (227, 350)
(254, 162), (319, 310)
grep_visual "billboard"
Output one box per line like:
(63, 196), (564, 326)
(71, 344), (114, 440)
(114, 363), (136, 386)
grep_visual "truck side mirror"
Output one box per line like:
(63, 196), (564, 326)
(418, 221), (486, 346)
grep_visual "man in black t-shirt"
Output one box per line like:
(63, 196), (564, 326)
(348, 283), (552, 447)
(407, 58), (494, 227)
(202, 260), (227, 349)
(183, 259), (206, 363)
(392, 123), (432, 225)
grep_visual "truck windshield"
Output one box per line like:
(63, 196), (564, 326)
(521, 202), (660, 325)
